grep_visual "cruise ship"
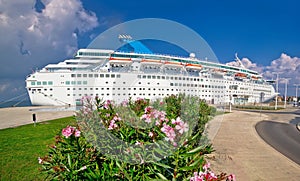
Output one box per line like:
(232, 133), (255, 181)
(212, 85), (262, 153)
(26, 36), (276, 106)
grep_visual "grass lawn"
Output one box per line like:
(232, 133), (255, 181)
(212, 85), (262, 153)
(0, 117), (76, 181)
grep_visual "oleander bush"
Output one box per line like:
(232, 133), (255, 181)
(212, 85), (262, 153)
(39, 94), (235, 180)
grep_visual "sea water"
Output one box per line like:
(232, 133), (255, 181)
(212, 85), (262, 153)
(0, 101), (32, 108)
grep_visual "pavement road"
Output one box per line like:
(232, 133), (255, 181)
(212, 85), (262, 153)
(242, 108), (300, 165)
(256, 120), (300, 165)
(208, 108), (300, 180)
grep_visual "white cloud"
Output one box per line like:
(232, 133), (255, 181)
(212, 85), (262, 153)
(226, 57), (264, 73)
(0, 83), (9, 93)
(0, 79), (26, 101)
(265, 53), (300, 84)
(226, 53), (300, 95)
(0, 0), (99, 101)
(0, 0), (99, 79)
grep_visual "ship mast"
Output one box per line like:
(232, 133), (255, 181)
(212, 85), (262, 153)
(235, 53), (245, 69)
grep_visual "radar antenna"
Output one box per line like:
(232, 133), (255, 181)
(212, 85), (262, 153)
(235, 53), (245, 68)
(118, 34), (133, 43)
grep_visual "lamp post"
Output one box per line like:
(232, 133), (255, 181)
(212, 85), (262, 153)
(282, 78), (290, 108)
(273, 73), (281, 110)
(294, 84), (300, 106)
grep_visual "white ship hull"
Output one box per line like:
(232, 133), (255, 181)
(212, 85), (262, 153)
(26, 71), (275, 106)
(26, 47), (276, 106)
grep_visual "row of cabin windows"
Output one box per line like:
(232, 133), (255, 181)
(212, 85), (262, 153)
(65, 80), (226, 88)
(31, 81), (53, 86)
(66, 87), (216, 93)
(170, 83), (226, 89)
(78, 52), (110, 57)
(137, 75), (204, 82)
(71, 74), (121, 78)
(66, 85), (228, 91)
(29, 88), (53, 91)
(67, 93), (219, 98)
(66, 81), (88, 85)
(69, 73), (268, 88)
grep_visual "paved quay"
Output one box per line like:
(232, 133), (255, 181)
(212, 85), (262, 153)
(0, 106), (75, 130)
(207, 109), (300, 181)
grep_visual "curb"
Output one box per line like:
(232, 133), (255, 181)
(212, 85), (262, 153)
(297, 123), (300, 132)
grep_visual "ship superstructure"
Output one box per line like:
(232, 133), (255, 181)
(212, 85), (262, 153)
(26, 37), (275, 106)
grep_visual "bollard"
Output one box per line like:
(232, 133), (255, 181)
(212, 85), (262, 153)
(32, 113), (36, 127)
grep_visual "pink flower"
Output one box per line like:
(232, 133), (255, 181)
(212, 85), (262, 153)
(74, 129), (81, 137)
(137, 97), (144, 101)
(155, 120), (161, 126)
(135, 141), (141, 145)
(79, 166), (87, 171)
(108, 120), (118, 130)
(175, 121), (189, 134)
(62, 126), (75, 138)
(190, 162), (219, 181)
(144, 106), (153, 114)
(113, 115), (121, 121)
(81, 95), (92, 104)
(152, 110), (160, 119)
(141, 114), (152, 123)
(121, 100), (128, 106)
(173, 142), (177, 147)
(104, 100), (112, 109)
(203, 171), (217, 180)
(83, 107), (92, 115)
(172, 117), (182, 125)
(203, 162), (210, 171)
(227, 174), (236, 181)
(38, 157), (43, 164)
(190, 172), (203, 181)
(148, 132), (154, 137)
(161, 124), (176, 142)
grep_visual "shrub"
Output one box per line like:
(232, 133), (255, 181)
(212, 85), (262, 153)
(39, 94), (235, 180)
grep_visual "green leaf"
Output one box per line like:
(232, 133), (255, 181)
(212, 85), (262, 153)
(151, 161), (172, 169)
(187, 145), (204, 154)
(190, 131), (201, 141)
(189, 156), (203, 167)
(67, 153), (72, 168)
(156, 172), (168, 180)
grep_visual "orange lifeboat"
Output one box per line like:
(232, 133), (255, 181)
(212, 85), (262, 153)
(214, 69), (227, 73)
(109, 57), (132, 64)
(185, 63), (202, 70)
(141, 59), (162, 65)
(235, 73), (247, 78)
(164, 61), (183, 68)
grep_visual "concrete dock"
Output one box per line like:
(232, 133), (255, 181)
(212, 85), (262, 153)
(0, 106), (75, 130)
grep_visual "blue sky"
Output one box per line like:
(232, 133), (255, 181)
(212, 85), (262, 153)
(80, 0), (300, 64)
(0, 0), (299, 102)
